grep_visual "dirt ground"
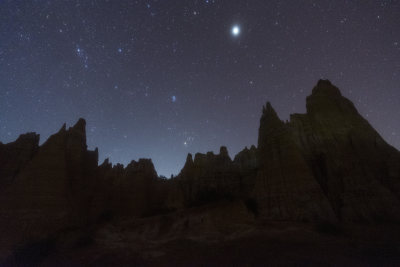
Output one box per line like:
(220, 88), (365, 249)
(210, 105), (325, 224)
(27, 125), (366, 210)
(4, 203), (400, 266)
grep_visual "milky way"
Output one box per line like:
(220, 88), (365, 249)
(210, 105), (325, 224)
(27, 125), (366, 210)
(1, 0), (399, 176)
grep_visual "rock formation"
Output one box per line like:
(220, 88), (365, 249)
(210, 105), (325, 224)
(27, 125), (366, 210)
(255, 102), (336, 221)
(171, 147), (242, 207)
(0, 132), (39, 186)
(0, 119), (97, 256)
(289, 80), (400, 222)
(1, 80), (400, 264)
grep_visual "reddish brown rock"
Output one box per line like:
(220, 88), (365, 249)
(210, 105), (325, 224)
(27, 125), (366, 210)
(0, 119), (98, 258)
(90, 157), (170, 222)
(289, 80), (400, 222)
(254, 102), (336, 221)
(233, 145), (258, 196)
(172, 146), (243, 207)
(117, 159), (167, 217)
(0, 132), (39, 185)
(1, 80), (400, 264)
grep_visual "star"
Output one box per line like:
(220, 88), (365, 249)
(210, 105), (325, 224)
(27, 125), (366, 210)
(1, 0), (399, 178)
(231, 25), (240, 37)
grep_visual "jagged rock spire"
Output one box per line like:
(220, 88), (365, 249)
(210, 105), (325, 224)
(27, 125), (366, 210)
(258, 101), (284, 149)
(58, 123), (67, 133)
(219, 146), (229, 158)
(186, 153), (193, 164)
(311, 79), (342, 97)
(306, 79), (358, 117)
(71, 118), (86, 135)
(261, 102), (281, 123)
(263, 102), (277, 115)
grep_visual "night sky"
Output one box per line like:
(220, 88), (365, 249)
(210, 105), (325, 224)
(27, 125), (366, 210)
(1, 1), (399, 176)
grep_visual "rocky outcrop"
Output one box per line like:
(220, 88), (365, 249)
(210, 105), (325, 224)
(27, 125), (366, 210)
(0, 119), (98, 257)
(89, 158), (171, 225)
(1, 80), (400, 263)
(0, 132), (39, 186)
(289, 80), (400, 222)
(233, 145), (258, 196)
(116, 159), (167, 217)
(253, 80), (400, 222)
(254, 102), (336, 221)
(167, 145), (259, 210)
(172, 147), (242, 207)
(233, 145), (258, 171)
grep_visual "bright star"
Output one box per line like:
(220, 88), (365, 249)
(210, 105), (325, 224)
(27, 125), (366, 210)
(232, 25), (240, 36)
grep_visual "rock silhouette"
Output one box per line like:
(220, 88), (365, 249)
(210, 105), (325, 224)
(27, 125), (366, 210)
(0, 132), (39, 186)
(1, 80), (400, 265)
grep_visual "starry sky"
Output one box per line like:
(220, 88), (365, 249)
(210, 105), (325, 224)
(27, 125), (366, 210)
(1, 0), (399, 176)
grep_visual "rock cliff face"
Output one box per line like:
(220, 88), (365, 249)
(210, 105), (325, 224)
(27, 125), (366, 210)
(0, 119), (98, 254)
(1, 80), (400, 262)
(171, 147), (242, 207)
(255, 102), (336, 221)
(95, 158), (168, 218)
(252, 80), (400, 222)
(233, 145), (258, 195)
(0, 132), (39, 186)
(288, 80), (400, 222)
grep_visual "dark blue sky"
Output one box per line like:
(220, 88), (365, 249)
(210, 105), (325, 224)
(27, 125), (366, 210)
(1, 0), (399, 176)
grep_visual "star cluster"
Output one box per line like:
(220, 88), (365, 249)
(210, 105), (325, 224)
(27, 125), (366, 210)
(1, 0), (399, 176)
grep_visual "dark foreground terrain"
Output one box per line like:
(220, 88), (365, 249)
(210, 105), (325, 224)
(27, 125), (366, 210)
(1, 80), (400, 266)
(7, 210), (400, 266)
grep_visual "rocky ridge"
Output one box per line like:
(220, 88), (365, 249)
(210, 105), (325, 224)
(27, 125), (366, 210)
(1, 80), (400, 263)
